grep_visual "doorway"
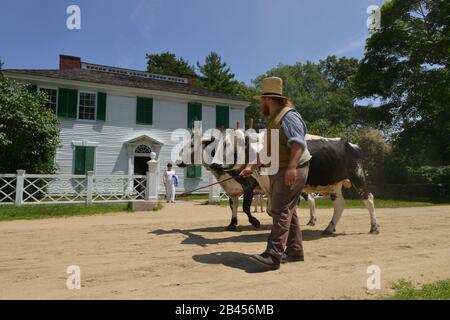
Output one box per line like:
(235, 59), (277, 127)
(134, 156), (151, 175)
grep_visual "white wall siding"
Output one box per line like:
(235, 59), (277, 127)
(230, 107), (246, 129)
(54, 94), (247, 194)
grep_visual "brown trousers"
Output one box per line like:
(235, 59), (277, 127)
(265, 163), (309, 262)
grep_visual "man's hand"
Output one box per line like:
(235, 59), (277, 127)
(240, 165), (254, 178)
(284, 167), (297, 187)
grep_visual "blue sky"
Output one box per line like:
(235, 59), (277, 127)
(1, 0), (385, 85)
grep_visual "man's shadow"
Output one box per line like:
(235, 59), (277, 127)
(190, 230), (350, 273)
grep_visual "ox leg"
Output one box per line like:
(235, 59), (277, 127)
(243, 191), (261, 229)
(323, 184), (345, 235)
(226, 196), (239, 231)
(305, 193), (317, 226)
(350, 164), (380, 234)
(364, 193), (379, 234)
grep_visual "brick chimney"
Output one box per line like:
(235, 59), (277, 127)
(59, 55), (81, 70)
(181, 73), (198, 86)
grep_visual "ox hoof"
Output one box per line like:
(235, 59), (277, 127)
(225, 224), (237, 231)
(225, 218), (238, 231)
(321, 227), (336, 236)
(307, 219), (317, 226)
(370, 224), (380, 235)
(249, 217), (261, 229)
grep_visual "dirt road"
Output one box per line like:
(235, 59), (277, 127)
(0, 202), (449, 299)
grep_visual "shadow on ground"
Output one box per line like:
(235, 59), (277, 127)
(149, 225), (349, 247)
(192, 251), (277, 273)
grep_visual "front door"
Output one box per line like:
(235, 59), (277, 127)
(134, 156), (150, 175)
(134, 156), (150, 197)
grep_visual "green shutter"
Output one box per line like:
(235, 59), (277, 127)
(188, 102), (202, 128)
(74, 147), (86, 174)
(57, 88), (78, 118)
(74, 146), (95, 174)
(84, 147), (95, 172)
(195, 165), (202, 178)
(26, 84), (37, 93)
(186, 165), (202, 178)
(216, 105), (229, 129)
(136, 97), (153, 124)
(97, 92), (107, 121)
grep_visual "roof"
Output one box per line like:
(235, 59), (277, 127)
(4, 68), (249, 103)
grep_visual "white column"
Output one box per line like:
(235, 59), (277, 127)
(15, 170), (25, 206)
(86, 171), (94, 205)
(126, 145), (134, 195)
(146, 152), (159, 202)
(208, 171), (220, 203)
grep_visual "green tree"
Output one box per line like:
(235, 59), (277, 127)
(0, 77), (60, 173)
(146, 52), (195, 77)
(353, 0), (450, 165)
(252, 56), (362, 129)
(197, 52), (236, 94)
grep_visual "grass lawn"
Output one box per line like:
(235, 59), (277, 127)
(298, 198), (450, 209)
(0, 203), (132, 222)
(208, 196), (450, 208)
(386, 279), (450, 300)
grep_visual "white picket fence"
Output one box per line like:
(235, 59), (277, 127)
(0, 160), (160, 206)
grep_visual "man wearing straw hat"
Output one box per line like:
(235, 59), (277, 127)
(240, 76), (311, 270)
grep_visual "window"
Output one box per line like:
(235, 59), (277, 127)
(40, 88), (58, 113)
(186, 165), (202, 179)
(135, 144), (152, 154)
(78, 92), (97, 120)
(136, 97), (153, 124)
(74, 146), (95, 174)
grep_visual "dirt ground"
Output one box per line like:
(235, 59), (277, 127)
(0, 201), (449, 300)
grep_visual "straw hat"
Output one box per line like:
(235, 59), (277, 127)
(254, 76), (288, 100)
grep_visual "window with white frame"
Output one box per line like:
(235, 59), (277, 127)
(40, 88), (58, 113)
(78, 92), (96, 120)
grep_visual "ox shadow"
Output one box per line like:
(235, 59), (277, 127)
(149, 226), (345, 248)
(149, 225), (272, 247)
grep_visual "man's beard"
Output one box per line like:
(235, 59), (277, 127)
(262, 103), (271, 117)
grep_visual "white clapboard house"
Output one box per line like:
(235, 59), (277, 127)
(4, 55), (249, 194)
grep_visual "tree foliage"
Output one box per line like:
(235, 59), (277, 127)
(353, 0), (450, 165)
(0, 77), (60, 173)
(146, 52), (195, 77)
(252, 56), (362, 132)
(197, 52), (237, 94)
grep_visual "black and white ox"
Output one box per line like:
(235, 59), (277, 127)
(177, 133), (380, 235)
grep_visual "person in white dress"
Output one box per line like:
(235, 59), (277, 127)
(163, 163), (177, 203)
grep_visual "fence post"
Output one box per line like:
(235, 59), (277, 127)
(15, 170), (25, 206)
(86, 171), (94, 205)
(146, 152), (159, 202)
(208, 171), (220, 204)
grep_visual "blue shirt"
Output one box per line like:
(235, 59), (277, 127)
(280, 109), (308, 148)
